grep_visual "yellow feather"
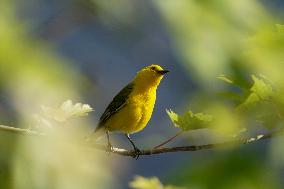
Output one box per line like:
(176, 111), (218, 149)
(100, 64), (168, 134)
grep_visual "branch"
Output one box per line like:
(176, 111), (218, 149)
(154, 130), (184, 149)
(0, 125), (46, 136)
(0, 124), (282, 157)
(93, 130), (281, 157)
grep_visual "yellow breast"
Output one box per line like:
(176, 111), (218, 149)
(105, 88), (156, 134)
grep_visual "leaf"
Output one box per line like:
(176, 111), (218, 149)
(217, 73), (251, 105)
(41, 100), (93, 122)
(250, 75), (273, 100)
(166, 109), (213, 131)
(238, 75), (273, 109)
(217, 73), (250, 89)
(217, 74), (233, 84)
(60, 100), (93, 117)
(129, 176), (184, 189)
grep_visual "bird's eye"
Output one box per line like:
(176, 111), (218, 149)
(151, 67), (155, 71)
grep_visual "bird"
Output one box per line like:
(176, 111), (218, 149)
(94, 64), (169, 158)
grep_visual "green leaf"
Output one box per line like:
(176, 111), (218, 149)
(129, 176), (184, 189)
(238, 75), (273, 109)
(217, 72), (250, 90)
(166, 109), (213, 131)
(217, 74), (233, 84)
(250, 75), (273, 100)
(216, 73), (251, 105)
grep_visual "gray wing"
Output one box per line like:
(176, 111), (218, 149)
(95, 82), (134, 132)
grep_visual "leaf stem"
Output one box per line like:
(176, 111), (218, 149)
(154, 131), (184, 149)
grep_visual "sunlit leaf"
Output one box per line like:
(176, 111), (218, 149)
(166, 109), (212, 131)
(250, 75), (273, 100)
(238, 75), (273, 109)
(41, 100), (93, 122)
(217, 74), (233, 84)
(129, 176), (184, 189)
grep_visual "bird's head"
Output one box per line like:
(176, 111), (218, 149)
(134, 64), (169, 89)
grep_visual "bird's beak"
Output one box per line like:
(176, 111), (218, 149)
(158, 70), (169, 75)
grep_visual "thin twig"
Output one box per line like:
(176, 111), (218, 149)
(0, 124), (282, 157)
(0, 125), (46, 136)
(154, 131), (183, 149)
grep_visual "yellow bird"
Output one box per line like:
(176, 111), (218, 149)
(94, 64), (169, 158)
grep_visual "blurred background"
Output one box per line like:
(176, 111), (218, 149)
(0, 0), (284, 188)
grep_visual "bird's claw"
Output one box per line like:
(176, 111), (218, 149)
(132, 147), (142, 159)
(106, 143), (114, 155)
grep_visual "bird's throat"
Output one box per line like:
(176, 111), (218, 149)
(133, 77), (162, 93)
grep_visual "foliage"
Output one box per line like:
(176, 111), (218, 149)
(129, 176), (184, 189)
(40, 100), (93, 122)
(1, 0), (284, 189)
(0, 1), (113, 189)
(156, 0), (284, 188)
(167, 74), (279, 133)
(167, 149), (281, 189)
(238, 75), (274, 110)
(166, 109), (212, 131)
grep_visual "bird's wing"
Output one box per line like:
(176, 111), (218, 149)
(95, 82), (134, 132)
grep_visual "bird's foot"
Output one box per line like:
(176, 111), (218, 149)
(106, 142), (114, 155)
(132, 147), (142, 160)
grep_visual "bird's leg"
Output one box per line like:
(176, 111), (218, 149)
(125, 134), (141, 159)
(106, 131), (113, 153)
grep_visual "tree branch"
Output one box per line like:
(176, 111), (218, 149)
(0, 125), (46, 136)
(0, 124), (282, 157)
(94, 131), (281, 157)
